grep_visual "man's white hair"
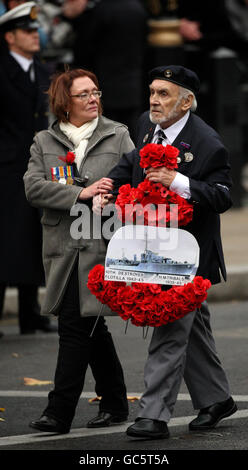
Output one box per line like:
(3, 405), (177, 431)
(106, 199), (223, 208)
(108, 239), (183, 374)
(178, 86), (197, 112)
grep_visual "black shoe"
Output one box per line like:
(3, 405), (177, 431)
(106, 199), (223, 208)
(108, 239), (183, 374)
(87, 411), (127, 428)
(189, 397), (237, 431)
(126, 418), (169, 439)
(29, 415), (70, 434)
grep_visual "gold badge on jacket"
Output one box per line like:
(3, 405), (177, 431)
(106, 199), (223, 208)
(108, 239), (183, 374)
(51, 166), (74, 185)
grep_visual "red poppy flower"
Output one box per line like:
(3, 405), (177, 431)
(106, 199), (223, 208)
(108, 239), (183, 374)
(139, 143), (179, 169)
(59, 151), (76, 165)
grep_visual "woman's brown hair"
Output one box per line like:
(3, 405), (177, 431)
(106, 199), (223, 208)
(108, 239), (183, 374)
(48, 68), (102, 122)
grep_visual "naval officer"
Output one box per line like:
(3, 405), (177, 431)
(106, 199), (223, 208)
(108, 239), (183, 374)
(0, 2), (54, 333)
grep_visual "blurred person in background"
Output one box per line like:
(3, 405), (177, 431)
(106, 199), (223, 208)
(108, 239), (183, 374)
(60, 0), (147, 141)
(36, 0), (75, 65)
(178, 0), (248, 76)
(0, 2), (55, 334)
(0, 0), (5, 14)
(178, 0), (248, 208)
(1, 0), (49, 49)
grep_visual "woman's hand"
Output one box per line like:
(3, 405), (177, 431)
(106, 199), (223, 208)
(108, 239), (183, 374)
(146, 166), (177, 188)
(78, 177), (114, 201)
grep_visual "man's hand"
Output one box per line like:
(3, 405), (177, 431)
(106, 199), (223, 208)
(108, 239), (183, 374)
(62, 0), (89, 19)
(78, 177), (113, 201)
(92, 193), (115, 215)
(179, 18), (203, 41)
(146, 167), (177, 188)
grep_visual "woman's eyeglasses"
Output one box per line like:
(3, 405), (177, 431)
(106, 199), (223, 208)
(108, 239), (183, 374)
(70, 91), (102, 101)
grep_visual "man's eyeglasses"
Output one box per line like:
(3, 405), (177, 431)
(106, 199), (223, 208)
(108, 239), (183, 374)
(70, 91), (102, 101)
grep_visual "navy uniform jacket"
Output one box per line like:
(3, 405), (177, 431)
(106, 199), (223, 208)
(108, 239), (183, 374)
(108, 111), (233, 285)
(0, 51), (50, 285)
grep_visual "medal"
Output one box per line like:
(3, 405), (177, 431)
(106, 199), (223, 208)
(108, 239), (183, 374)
(51, 165), (75, 184)
(66, 165), (74, 185)
(184, 152), (194, 162)
(51, 167), (58, 182)
(59, 178), (66, 184)
(58, 166), (67, 184)
(143, 133), (149, 143)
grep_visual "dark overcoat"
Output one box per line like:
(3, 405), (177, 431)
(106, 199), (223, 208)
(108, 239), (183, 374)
(108, 111), (233, 285)
(178, 0), (248, 54)
(72, 0), (147, 111)
(0, 51), (50, 285)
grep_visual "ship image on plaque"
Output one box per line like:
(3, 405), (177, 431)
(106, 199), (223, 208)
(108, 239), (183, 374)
(105, 225), (199, 286)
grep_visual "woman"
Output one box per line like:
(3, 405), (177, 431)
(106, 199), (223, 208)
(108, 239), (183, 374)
(24, 68), (134, 433)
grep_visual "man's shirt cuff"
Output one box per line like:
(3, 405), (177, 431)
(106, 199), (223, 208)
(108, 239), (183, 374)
(169, 172), (191, 199)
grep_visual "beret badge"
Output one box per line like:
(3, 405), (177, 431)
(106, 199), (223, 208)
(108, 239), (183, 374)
(164, 69), (172, 78)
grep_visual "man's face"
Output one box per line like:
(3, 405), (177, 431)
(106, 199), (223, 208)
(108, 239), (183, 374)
(149, 79), (185, 128)
(5, 28), (40, 58)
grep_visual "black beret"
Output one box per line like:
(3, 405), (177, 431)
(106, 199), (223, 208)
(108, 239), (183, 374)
(148, 65), (200, 94)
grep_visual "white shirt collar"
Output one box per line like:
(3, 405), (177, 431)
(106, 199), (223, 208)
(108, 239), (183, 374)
(154, 111), (190, 144)
(10, 51), (33, 72)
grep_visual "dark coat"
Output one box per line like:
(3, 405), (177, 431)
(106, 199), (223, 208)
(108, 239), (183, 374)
(72, 0), (147, 110)
(0, 51), (50, 285)
(178, 0), (248, 54)
(108, 111), (233, 285)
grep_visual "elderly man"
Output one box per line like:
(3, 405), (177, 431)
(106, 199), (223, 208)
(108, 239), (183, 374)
(0, 3), (54, 334)
(96, 65), (237, 439)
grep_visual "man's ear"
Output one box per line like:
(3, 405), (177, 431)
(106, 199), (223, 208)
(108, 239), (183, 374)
(4, 30), (15, 47)
(181, 93), (194, 112)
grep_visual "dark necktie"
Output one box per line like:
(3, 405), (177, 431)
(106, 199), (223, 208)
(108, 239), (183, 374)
(28, 62), (35, 82)
(156, 129), (166, 145)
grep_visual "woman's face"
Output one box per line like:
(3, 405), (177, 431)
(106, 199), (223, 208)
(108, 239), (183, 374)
(68, 76), (100, 126)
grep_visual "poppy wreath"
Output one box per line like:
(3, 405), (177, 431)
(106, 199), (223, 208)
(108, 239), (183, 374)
(87, 265), (211, 327)
(87, 143), (211, 327)
(115, 143), (193, 227)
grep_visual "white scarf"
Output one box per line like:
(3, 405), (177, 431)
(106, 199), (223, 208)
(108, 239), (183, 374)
(59, 117), (98, 170)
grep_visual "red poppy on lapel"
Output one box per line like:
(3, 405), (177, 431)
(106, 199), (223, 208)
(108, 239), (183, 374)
(59, 151), (76, 165)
